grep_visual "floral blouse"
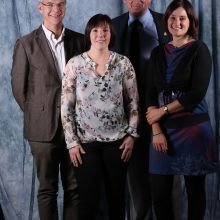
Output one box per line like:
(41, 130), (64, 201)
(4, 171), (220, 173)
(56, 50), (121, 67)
(61, 51), (139, 149)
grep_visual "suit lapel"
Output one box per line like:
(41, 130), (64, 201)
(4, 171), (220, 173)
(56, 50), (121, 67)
(151, 10), (171, 44)
(114, 13), (129, 55)
(120, 13), (130, 56)
(35, 26), (60, 81)
(63, 29), (73, 63)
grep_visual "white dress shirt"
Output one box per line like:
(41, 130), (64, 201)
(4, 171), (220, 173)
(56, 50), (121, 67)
(42, 24), (66, 79)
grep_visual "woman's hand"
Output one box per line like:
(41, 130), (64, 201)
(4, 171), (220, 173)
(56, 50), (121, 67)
(120, 136), (135, 162)
(152, 133), (168, 153)
(146, 108), (164, 125)
(69, 144), (86, 167)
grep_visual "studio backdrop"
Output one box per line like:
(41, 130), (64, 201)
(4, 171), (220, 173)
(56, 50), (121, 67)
(0, 0), (219, 219)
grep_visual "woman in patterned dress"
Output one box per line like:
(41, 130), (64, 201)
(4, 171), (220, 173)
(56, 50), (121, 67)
(145, 0), (218, 220)
(61, 14), (139, 220)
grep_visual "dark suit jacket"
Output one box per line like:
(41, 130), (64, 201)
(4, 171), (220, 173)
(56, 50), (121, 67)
(112, 10), (171, 135)
(112, 10), (169, 55)
(11, 26), (85, 142)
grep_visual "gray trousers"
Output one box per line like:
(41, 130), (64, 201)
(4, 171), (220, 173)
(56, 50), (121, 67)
(30, 127), (79, 220)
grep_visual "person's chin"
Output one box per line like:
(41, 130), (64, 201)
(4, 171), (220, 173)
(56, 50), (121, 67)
(130, 9), (144, 17)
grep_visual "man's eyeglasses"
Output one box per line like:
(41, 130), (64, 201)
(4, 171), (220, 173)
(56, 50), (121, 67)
(41, 2), (66, 9)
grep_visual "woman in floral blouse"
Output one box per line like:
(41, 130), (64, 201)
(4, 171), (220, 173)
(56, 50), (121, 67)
(61, 14), (139, 220)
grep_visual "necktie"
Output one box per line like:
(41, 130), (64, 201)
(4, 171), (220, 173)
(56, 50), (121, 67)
(129, 20), (143, 76)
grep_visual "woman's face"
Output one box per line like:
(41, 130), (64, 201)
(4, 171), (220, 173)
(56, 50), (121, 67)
(167, 7), (190, 38)
(90, 24), (111, 50)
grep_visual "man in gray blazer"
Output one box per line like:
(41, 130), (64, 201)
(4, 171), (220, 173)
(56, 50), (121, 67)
(11, 1), (84, 219)
(112, 1), (170, 219)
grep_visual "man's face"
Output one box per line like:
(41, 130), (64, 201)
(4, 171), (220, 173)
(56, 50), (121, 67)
(123, 0), (151, 17)
(38, 0), (66, 29)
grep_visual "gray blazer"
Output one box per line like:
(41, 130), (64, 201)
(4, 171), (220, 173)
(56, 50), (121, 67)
(11, 26), (84, 142)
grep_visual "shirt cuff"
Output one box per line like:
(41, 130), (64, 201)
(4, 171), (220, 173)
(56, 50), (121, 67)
(66, 139), (81, 149)
(126, 126), (139, 138)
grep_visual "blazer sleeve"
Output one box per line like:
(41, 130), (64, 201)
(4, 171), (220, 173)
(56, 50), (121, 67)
(145, 48), (160, 108)
(11, 39), (28, 111)
(178, 43), (212, 110)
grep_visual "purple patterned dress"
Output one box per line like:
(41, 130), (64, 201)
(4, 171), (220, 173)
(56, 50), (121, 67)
(149, 42), (218, 175)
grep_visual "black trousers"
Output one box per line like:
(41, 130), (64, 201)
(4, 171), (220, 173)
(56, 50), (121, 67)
(74, 140), (128, 220)
(150, 174), (206, 220)
(127, 136), (152, 220)
(0, 204), (5, 220)
(29, 127), (79, 220)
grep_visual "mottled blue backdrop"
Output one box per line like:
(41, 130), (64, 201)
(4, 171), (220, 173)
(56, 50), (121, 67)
(0, 0), (219, 219)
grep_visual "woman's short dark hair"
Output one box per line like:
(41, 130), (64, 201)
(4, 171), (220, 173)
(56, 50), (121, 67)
(164, 0), (199, 39)
(85, 13), (116, 49)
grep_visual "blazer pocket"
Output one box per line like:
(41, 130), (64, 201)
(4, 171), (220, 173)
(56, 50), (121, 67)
(24, 102), (45, 135)
(29, 59), (44, 70)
